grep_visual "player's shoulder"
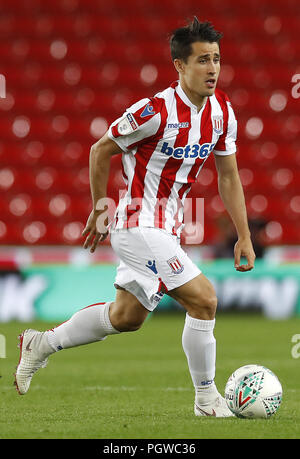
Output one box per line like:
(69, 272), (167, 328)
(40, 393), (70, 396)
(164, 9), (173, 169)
(214, 88), (231, 104)
(126, 94), (165, 119)
(213, 88), (235, 117)
(149, 83), (177, 110)
(126, 83), (175, 120)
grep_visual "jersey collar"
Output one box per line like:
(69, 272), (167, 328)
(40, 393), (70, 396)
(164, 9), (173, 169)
(175, 80), (207, 114)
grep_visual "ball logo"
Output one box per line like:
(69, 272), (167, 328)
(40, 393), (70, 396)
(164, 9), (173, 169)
(160, 141), (215, 159)
(238, 390), (252, 408)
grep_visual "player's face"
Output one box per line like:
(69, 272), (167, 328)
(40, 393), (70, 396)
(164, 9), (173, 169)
(176, 41), (221, 98)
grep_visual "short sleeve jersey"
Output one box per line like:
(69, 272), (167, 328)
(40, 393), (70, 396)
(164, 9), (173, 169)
(108, 81), (237, 236)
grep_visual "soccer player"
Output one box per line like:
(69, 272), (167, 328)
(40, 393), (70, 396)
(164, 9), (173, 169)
(15, 18), (256, 417)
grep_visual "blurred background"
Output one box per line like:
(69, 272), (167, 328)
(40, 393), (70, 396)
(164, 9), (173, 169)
(0, 0), (299, 322)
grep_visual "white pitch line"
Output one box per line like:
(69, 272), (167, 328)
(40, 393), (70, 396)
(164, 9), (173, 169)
(82, 386), (190, 392)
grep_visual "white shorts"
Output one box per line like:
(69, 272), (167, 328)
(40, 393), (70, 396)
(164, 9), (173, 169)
(110, 227), (201, 311)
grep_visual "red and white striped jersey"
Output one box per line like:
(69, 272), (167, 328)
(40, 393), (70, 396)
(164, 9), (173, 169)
(108, 80), (237, 237)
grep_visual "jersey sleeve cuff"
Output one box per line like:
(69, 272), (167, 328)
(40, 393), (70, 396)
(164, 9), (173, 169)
(107, 128), (129, 153)
(213, 147), (236, 156)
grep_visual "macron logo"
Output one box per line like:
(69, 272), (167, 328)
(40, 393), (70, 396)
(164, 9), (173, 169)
(167, 122), (189, 129)
(160, 141), (215, 159)
(140, 103), (156, 118)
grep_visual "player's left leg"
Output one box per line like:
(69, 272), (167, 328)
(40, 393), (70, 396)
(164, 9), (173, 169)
(168, 274), (233, 417)
(46, 288), (148, 351)
(15, 289), (148, 395)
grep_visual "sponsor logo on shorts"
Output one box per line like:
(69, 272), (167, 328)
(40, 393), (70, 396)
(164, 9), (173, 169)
(167, 256), (184, 274)
(146, 259), (158, 274)
(152, 291), (164, 303)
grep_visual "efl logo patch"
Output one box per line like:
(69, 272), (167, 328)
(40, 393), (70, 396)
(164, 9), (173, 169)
(212, 115), (223, 134)
(167, 256), (184, 274)
(117, 113), (138, 135)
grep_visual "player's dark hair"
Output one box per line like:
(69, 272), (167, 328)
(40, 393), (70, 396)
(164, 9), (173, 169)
(170, 16), (223, 62)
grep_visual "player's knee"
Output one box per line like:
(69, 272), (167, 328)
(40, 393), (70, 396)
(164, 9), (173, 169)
(122, 318), (143, 332)
(184, 293), (217, 320)
(111, 311), (144, 332)
(109, 301), (146, 332)
(202, 294), (218, 318)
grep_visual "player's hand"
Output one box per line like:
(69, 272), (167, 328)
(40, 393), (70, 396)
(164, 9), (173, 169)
(234, 237), (256, 272)
(82, 209), (109, 253)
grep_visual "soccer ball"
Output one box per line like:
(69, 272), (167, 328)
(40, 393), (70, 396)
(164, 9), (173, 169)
(225, 364), (282, 419)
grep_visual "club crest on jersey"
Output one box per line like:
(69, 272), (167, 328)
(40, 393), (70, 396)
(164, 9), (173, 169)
(167, 256), (184, 274)
(212, 115), (223, 134)
(140, 103), (156, 118)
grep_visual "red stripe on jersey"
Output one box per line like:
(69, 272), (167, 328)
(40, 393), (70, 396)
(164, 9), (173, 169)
(186, 98), (212, 184)
(124, 99), (168, 228)
(154, 91), (191, 229)
(121, 156), (128, 183)
(111, 124), (119, 138)
(171, 99), (212, 235)
(171, 98), (212, 225)
(214, 90), (229, 151)
(171, 182), (192, 235)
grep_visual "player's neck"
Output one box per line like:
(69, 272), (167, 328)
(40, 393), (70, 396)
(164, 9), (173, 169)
(179, 80), (207, 112)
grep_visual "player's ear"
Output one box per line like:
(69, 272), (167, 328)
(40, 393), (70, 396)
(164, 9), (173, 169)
(173, 58), (185, 75)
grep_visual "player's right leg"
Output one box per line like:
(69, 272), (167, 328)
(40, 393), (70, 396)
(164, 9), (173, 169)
(168, 274), (233, 417)
(14, 289), (148, 395)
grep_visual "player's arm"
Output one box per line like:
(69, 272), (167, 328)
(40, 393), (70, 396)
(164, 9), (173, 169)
(82, 133), (123, 253)
(214, 153), (256, 271)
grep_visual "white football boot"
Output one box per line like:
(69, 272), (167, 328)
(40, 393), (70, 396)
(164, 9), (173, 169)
(14, 329), (53, 395)
(194, 390), (235, 417)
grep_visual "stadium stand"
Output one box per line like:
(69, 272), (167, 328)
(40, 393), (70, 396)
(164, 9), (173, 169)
(0, 0), (299, 246)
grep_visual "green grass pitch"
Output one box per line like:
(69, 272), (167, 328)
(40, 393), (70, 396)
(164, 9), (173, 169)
(0, 312), (299, 439)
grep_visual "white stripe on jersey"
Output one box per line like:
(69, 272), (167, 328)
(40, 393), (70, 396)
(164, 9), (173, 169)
(213, 100), (237, 155)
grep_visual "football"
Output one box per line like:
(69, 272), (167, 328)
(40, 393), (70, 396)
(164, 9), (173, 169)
(225, 364), (282, 418)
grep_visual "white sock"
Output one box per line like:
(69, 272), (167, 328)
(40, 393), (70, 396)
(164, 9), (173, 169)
(46, 302), (119, 352)
(182, 313), (218, 401)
